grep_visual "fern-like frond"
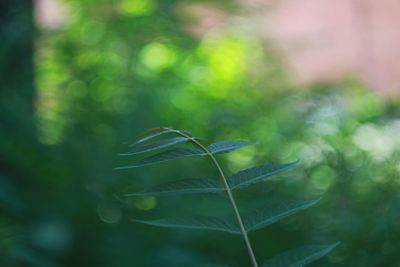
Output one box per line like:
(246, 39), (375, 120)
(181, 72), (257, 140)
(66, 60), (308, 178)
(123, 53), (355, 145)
(132, 216), (241, 234)
(129, 128), (174, 147)
(124, 178), (224, 197)
(261, 242), (340, 267)
(114, 148), (204, 169)
(207, 141), (257, 155)
(229, 162), (298, 190)
(117, 128), (338, 267)
(121, 137), (189, 156)
(243, 199), (320, 232)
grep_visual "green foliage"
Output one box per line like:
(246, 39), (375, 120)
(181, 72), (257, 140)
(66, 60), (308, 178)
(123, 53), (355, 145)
(261, 243), (340, 267)
(207, 141), (258, 154)
(2, 0), (400, 266)
(229, 162), (298, 189)
(123, 162), (299, 197)
(120, 137), (189, 155)
(116, 137), (256, 169)
(119, 128), (338, 267)
(242, 199), (320, 233)
(132, 216), (240, 234)
(124, 178), (224, 197)
(115, 148), (204, 169)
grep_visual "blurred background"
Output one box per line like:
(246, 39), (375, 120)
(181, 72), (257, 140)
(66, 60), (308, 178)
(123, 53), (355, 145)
(1, 0), (400, 266)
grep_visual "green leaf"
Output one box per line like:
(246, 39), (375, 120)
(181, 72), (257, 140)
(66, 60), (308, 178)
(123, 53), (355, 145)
(124, 179), (224, 197)
(121, 137), (189, 156)
(229, 162), (298, 190)
(114, 148), (204, 169)
(132, 216), (240, 234)
(129, 128), (174, 147)
(244, 199), (320, 232)
(261, 242), (340, 267)
(207, 141), (257, 154)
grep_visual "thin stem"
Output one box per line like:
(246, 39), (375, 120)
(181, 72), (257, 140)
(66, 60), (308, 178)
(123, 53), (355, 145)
(171, 129), (259, 267)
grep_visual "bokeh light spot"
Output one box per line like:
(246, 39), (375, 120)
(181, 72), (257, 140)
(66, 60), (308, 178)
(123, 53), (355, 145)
(80, 20), (105, 45)
(90, 78), (115, 102)
(119, 0), (155, 17)
(76, 50), (101, 69)
(33, 220), (72, 252)
(133, 196), (156, 211)
(299, 144), (323, 166)
(97, 200), (122, 224)
(311, 166), (335, 191)
(353, 123), (394, 161)
(140, 42), (177, 72)
(227, 145), (256, 171)
(197, 34), (250, 97)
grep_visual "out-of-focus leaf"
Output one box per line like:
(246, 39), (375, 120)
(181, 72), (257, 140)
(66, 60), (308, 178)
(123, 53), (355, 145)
(207, 141), (257, 155)
(124, 178), (224, 197)
(114, 148), (205, 169)
(132, 216), (240, 234)
(121, 137), (189, 156)
(244, 199), (320, 232)
(229, 161), (298, 190)
(261, 242), (340, 267)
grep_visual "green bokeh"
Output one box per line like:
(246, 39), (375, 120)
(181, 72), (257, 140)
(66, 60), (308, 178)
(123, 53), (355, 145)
(1, 0), (400, 267)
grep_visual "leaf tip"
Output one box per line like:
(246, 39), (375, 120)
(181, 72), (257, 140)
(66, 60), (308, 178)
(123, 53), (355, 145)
(290, 159), (300, 165)
(123, 192), (143, 197)
(312, 197), (323, 204)
(143, 127), (163, 135)
(113, 165), (138, 170)
(330, 241), (341, 249)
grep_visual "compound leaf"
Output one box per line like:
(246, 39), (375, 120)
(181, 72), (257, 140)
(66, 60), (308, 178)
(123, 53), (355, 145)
(261, 242), (340, 267)
(132, 216), (240, 234)
(121, 137), (189, 156)
(244, 199), (320, 232)
(124, 178), (224, 197)
(229, 161), (298, 190)
(129, 128), (174, 147)
(207, 141), (257, 155)
(114, 148), (205, 169)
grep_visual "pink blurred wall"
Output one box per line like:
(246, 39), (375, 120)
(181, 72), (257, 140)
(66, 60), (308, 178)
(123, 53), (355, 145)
(261, 0), (400, 94)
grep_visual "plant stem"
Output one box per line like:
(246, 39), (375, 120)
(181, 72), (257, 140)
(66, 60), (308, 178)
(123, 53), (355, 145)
(172, 129), (259, 267)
